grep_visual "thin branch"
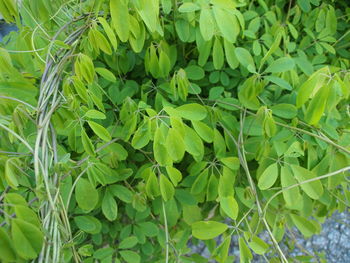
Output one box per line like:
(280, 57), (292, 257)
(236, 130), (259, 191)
(263, 166), (350, 216)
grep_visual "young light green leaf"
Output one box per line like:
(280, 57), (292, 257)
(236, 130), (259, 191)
(290, 165), (324, 199)
(199, 8), (215, 41)
(0, 228), (16, 262)
(95, 67), (116, 82)
(166, 128), (185, 162)
(11, 219), (43, 260)
(160, 174), (175, 201)
(258, 163), (279, 190)
(220, 196), (239, 220)
(176, 103), (207, 121)
(220, 157), (240, 171)
(191, 169), (209, 195)
(290, 214), (317, 237)
(192, 221), (228, 240)
(75, 178), (98, 212)
(248, 236), (269, 255)
(214, 129), (226, 159)
(224, 40), (239, 69)
(146, 170), (160, 198)
(213, 7), (239, 43)
(265, 57), (295, 73)
(88, 121), (111, 142)
(98, 17), (118, 50)
(280, 166), (301, 208)
(178, 3), (200, 13)
(110, 0), (129, 42)
(239, 237), (253, 263)
(191, 120), (214, 143)
(213, 37), (224, 70)
(153, 127), (172, 166)
(131, 120), (151, 149)
(166, 166), (182, 186)
(235, 47), (256, 72)
(271, 104), (297, 119)
(81, 128), (95, 156)
(85, 109), (106, 120)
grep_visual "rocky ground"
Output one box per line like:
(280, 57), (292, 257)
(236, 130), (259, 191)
(191, 212), (350, 262)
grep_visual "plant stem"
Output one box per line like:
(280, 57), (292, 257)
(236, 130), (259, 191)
(162, 201), (169, 263)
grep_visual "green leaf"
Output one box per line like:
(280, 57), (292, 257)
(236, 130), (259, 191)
(146, 170), (160, 198)
(85, 109), (106, 119)
(184, 125), (205, 161)
(290, 214), (317, 237)
(11, 219), (44, 260)
(220, 157), (240, 171)
(153, 127), (172, 166)
(0, 228), (16, 262)
(239, 237), (253, 263)
(166, 128), (185, 161)
(81, 128), (95, 156)
(98, 17), (118, 50)
(14, 205), (41, 228)
(199, 8), (215, 41)
(290, 165), (324, 199)
(248, 236), (269, 255)
(264, 75), (292, 90)
(207, 174), (219, 201)
(191, 169), (209, 195)
(304, 84), (330, 125)
(176, 103), (207, 121)
(166, 166), (182, 186)
(137, 221), (159, 237)
(192, 221), (228, 240)
(281, 166), (301, 208)
(224, 40), (239, 69)
(213, 7), (239, 43)
(191, 121), (214, 143)
(96, 67), (116, 82)
(184, 65), (205, 80)
(160, 174), (175, 201)
(296, 67), (328, 108)
(119, 250), (141, 263)
(271, 104), (297, 119)
(109, 185), (133, 203)
(235, 47), (256, 72)
(74, 216), (102, 234)
(5, 158), (19, 189)
(75, 178), (99, 212)
(265, 57), (295, 73)
(214, 129), (226, 159)
(258, 163), (279, 190)
(213, 37), (224, 70)
(178, 3), (200, 13)
(110, 0), (129, 42)
(297, 0), (311, 12)
(102, 189), (118, 221)
(131, 120), (151, 149)
(88, 121), (111, 142)
(220, 196), (239, 220)
(119, 236), (138, 249)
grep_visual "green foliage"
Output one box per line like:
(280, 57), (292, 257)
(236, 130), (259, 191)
(0, 0), (350, 262)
